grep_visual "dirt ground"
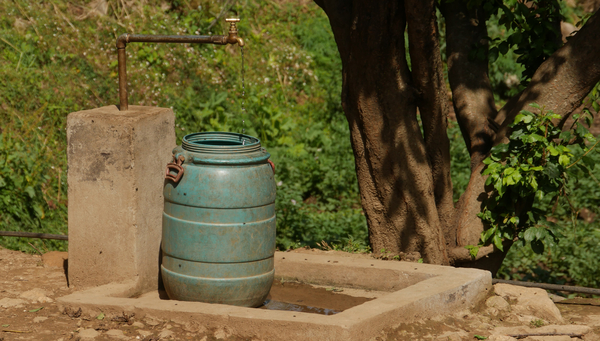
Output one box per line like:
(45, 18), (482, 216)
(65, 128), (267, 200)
(1, 247), (600, 341)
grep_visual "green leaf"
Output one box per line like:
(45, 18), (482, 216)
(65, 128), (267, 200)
(559, 155), (570, 166)
(474, 335), (488, 340)
(545, 163), (560, 179)
(25, 186), (35, 198)
(493, 234), (504, 252)
(481, 227), (496, 243)
(499, 41), (509, 54)
(97, 312), (105, 320)
(29, 307), (44, 312)
(465, 245), (479, 259)
(531, 239), (545, 254)
(523, 227), (536, 242)
(489, 47), (499, 63)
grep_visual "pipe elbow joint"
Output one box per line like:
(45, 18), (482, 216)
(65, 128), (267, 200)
(116, 33), (129, 49)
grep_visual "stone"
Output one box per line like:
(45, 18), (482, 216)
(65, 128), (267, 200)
(434, 331), (468, 340)
(20, 288), (53, 303)
(42, 251), (68, 268)
(583, 331), (599, 340)
(67, 105), (175, 292)
(137, 330), (153, 338)
(522, 336), (572, 341)
(0, 297), (26, 308)
(33, 316), (48, 323)
(491, 325), (591, 338)
(183, 321), (206, 333)
(131, 321), (144, 328)
(487, 336), (518, 341)
(144, 316), (162, 326)
(486, 295), (511, 312)
(79, 328), (100, 339)
(158, 329), (174, 339)
(585, 315), (600, 327)
(106, 329), (128, 339)
(214, 326), (233, 339)
(493, 283), (563, 323)
(486, 295), (510, 309)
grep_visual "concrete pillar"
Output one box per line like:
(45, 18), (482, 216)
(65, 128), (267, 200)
(67, 105), (175, 293)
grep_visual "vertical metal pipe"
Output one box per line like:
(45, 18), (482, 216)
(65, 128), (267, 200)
(118, 47), (128, 111)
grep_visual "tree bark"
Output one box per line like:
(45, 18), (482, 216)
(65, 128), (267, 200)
(315, 0), (449, 264)
(494, 9), (600, 141)
(405, 0), (457, 249)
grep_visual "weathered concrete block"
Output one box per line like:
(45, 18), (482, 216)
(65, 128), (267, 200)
(67, 105), (175, 292)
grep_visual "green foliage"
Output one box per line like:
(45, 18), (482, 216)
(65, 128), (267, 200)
(474, 104), (597, 257)
(0, 0), (367, 252)
(499, 221), (600, 288)
(530, 319), (545, 328)
(0, 106), (68, 252)
(499, 117), (600, 288)
(469, 0), (563, 82)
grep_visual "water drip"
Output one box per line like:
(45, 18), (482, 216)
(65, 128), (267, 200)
(240, 46), (246, 136)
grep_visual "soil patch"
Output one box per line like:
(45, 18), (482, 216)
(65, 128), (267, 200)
(2, 246), (600, 340)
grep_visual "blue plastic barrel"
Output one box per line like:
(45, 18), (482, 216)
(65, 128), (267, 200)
(161, 132), (276, 307)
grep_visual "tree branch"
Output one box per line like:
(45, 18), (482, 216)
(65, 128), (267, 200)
(448, 244), (495, 263)
(494, 9), (600, 143)
(405, 0), (457, 248)
(441, 1), (498, 169)
(312, 0), (353, 60)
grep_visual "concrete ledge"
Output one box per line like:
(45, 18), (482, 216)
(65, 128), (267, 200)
(58, 251), (492, 341)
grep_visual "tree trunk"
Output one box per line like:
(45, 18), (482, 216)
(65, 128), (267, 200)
(315, 0), (448, 264)
(315, 0), (600, 273)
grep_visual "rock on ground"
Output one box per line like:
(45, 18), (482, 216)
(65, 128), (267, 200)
(19, 288), (54, 303)
(79, 328), (101, 339)
(0, 297), (26, 308)
(494, 283), (564, 323)
(41, 251), (68, 268)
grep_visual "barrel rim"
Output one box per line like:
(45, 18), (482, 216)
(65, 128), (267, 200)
(182, 132), (261, 154)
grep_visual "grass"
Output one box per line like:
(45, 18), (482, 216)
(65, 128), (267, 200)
(0, 0), (368, 253)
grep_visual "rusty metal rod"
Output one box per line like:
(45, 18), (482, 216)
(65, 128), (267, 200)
(0, 231), (68, 241)
(492, 279), (600, 295)
(116, 19), (244, 111)
(117, 34), (229, 111)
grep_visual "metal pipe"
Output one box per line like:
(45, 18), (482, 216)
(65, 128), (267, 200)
(116, 19), (244, 111)
(492, 279), (600, 296)
(0, 231), (68, 241)
(118, 46), (127, 110)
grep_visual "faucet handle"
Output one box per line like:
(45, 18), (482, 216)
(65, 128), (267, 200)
(226, 18), (240, 33)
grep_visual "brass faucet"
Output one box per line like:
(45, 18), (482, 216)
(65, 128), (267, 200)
(225, 18), (245, 47)
(116, 18), (245, 111)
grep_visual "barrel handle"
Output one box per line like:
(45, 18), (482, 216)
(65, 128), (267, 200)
(165, 155), (185, 183)
(267, 159), (275, 174)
